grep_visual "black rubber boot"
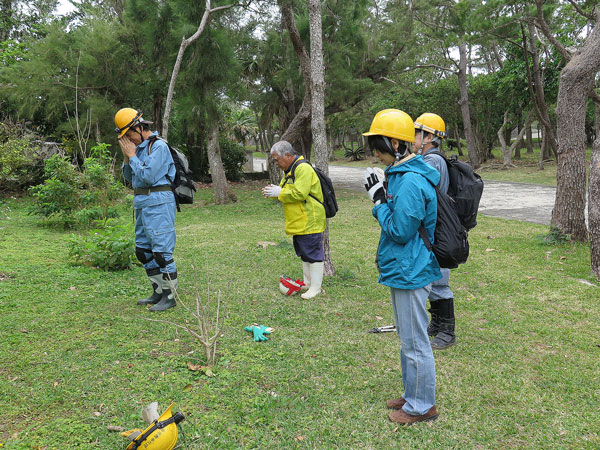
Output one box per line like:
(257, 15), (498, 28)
(427, 301), (442, 337)
(137, 270), (163, 305)
(431, 298), (456, 350)
(149, 274), (177, 312)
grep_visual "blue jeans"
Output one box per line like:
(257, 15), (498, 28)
(390, 285), (436, 415)
(429, 268), (453, 301)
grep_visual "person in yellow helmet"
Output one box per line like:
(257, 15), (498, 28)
(413, 113), (456, 350)
(262, 140), (326, 300)
(115, 108), (178, 312)
(363, 109), (442, 425)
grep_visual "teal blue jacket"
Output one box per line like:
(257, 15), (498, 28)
(372, 154), (442, 289)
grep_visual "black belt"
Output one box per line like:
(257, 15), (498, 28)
(134, 185), (172, 196)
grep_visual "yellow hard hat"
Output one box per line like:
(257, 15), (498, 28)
(126, 403), (184, 450)
(363, 109), (415, 143)
(414, 113), (446, 139)
(114, 108), (153, 138)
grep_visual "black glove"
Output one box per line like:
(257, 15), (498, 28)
(364, 167), (386, 205)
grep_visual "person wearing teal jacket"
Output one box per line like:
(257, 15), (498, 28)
(363, 109), (442, 425)
(262, 141), (326, 299)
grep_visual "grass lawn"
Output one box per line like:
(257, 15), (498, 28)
(0, 185), (598, 449)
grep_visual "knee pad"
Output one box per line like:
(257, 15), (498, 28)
(152, 252), (174, 269)
(136, 246), (154, 264)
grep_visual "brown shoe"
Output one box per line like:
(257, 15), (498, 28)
(388, 406), (438, 425)
(386, 397), (406, 409)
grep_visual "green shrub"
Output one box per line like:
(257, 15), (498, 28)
(29, 155), (82, 222)
(68, 220), (136, 271)
(0, 137), (46, 192)
(536, 226), (572, 245)
(219, 138), (247, 182)
(343, 144), (365, 161)
(29, 144), (125, 228)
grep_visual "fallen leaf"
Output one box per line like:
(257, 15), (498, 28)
(296, 436), (305, 441)
(187, 362), (215, 376)
(560, 256), (567, 260)
(187, 361), (203, 371)
(93, 411), (101, 417)
(183, 384), (193, 392)
(69, 286), (76, 290)
(257, 241), (277, 249)
(485, 248), (496, 252)
(20, 329), (28, 333)
(107, 425), (125, 432)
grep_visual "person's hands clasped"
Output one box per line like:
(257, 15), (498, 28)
(118, 135), (137, 161)
(364, 167), (386, 205)
(262, 184), (282, 198)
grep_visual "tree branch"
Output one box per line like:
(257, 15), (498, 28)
(566, 0), (595, 21)
(533, 0), (571, 62)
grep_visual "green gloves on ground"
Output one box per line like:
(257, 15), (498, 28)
(244, 324), (273, 342)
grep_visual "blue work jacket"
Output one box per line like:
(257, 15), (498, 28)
(122, 132), (176, 209)
(372, 154), (442, 289)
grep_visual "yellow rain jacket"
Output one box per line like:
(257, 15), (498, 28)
(278, 156), (326, 236)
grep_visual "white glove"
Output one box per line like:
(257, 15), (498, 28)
(364, 167), (386, 205)
(263, 184), (282, 198)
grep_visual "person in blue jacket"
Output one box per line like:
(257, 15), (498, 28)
(115, 108), (177, 312)
(362, 109), (442, 425)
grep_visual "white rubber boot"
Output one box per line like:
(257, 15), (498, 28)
(301, 261), (311, 291)
(301, 262), (323, 299)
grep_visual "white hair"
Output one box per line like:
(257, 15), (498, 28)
(270, 140), (296, 157)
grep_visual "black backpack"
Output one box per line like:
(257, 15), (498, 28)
(284, 159), (338, 218)
(426, 150), (484, 230)
(148, 135), (196, 211)
(418, 186), (469, 269)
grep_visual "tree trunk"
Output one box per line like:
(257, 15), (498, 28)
(526, 23), (558, 162)
(207, 117), (236, 204)
(162, 0), (233, 139)
(551, 14), (600, 242)
(153, 95), (163, 137)
(526, 124), (534, 154)
(590, 101), (600, 279)
(278, 1), (312, 149)
(457, 41), (480, 169)
(514, 114), (523, 159)
(308, 0), (335, 276)
(497, 110), (510, 166)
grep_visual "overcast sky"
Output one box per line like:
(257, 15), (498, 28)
(56, 0), (75, 15)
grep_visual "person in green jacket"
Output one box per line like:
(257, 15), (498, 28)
(262, 140), (326, 299)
